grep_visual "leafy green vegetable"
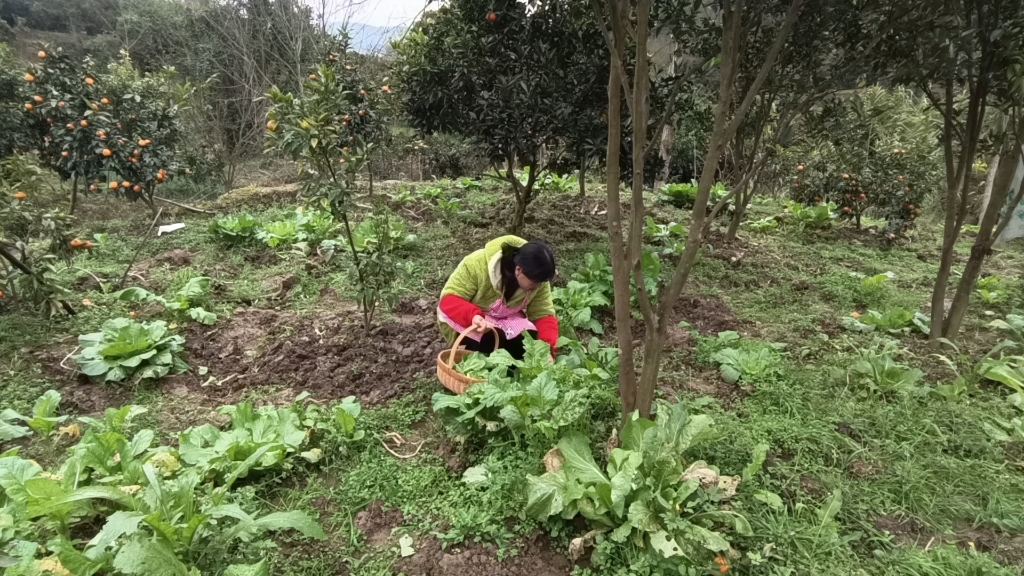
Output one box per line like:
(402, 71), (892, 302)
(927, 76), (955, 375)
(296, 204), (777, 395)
(710, 347), (780, 384)
(847, 338), (922, 394)
(526, 401), (746, 568)
(208, 214), (260, 244)
(0, 390), (66, 440)
(435, 336), (618, 443)
(114, 277), (217, 325)
(72, 318), (188, 383)
(554, 281), (610, 338)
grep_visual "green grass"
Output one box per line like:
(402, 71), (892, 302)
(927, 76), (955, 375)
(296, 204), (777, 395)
(4, 184), (1024, 575)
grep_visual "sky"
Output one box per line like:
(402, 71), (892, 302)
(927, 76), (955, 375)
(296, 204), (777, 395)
(307, 0), (432, 28)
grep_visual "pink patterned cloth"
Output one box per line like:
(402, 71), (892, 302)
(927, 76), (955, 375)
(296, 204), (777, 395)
(439, 297), (537, 343)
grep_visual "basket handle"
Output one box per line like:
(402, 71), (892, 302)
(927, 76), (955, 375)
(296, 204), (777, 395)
(448, 326), (501, 368)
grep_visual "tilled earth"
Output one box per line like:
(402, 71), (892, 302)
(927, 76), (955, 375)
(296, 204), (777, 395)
(180, 306), (444, 405)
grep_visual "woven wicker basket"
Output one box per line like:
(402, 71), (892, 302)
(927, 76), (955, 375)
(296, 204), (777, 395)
(437, 327), (499, 394)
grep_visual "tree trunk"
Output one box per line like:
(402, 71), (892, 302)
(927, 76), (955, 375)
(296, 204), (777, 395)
(629, 0), (655, 417)
(654, 122), (674, 191)
(68, 174), (79, 216)
(368, 166), (374, 196)
(578, 156), (587, 198)
(725, 191), (746, 241)
(930, 74), (987, 343)
(978, 154), (1000, 223)
(944, 143), (1022, 338)
(602, 0), (638, 420)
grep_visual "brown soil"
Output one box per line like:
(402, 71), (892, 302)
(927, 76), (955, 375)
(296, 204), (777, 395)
(177, 307), (443, 405)
(673, 293), (749, 337)
(155, 249), (193, 267)
(875, 516), (1024, 568)
(874, 514), (931, 546)
(243, 251), (279, 266)
(393, 532), (572, 576)
(798, 474), (827, 498)
(355, 501), (405, 548)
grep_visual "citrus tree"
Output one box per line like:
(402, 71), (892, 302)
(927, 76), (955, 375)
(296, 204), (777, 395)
(22, 47), (185, 216)
(266, 60), (395, 330)
(393, 0), (608, 233)
(0, 43), (38, 158)
(0, 154), (77, 316)
(785, 87), (942, 237)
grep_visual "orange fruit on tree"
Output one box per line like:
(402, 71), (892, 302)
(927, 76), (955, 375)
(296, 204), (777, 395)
(102, 148), (112, 157)
(33, 95), (43, 103)
(80, 120), (89, 128)
(85, 77), (95, 85)
(267, 119), (278, 132)
(309, 74), (317, 80)
(487, 11), (498, 22)
(70, 238), (84, 249)
(138, 139), (150, 147)
(100, 97), (110, 105)
(24, 103), (33, 111)
(61, 151), (69, 158)
(122, 181), (130, 189)
(83, 241), (94, 249)
(37, 50), (46, 59)
(24, 73), (34, 82)
(345, 65), (352, 71)
(58, 101), (65, 108)
(132, 184), (142, 193)
(13, 191), (26, 200)
(97, 130), (106, 138)
(796, 165), (805, 172)
(382, 85), (391, 93)
(89, 184), (97, 191)
(359, 89), (366, 96)
(91, 104), (100, 112)
(109, 182), (119, 190)
(66, 123), (74, 131)
(358, 109), (366, 116)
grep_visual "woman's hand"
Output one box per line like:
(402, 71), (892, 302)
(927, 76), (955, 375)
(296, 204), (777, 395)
(471, 315), (496, 333)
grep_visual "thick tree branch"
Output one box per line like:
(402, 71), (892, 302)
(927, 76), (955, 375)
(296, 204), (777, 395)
(593, 0), (635, 117)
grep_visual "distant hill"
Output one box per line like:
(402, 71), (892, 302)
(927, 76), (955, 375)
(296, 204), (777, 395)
(332, 22), (407, 54)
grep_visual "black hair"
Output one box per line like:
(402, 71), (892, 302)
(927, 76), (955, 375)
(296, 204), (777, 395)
(500, 240), (556, 301)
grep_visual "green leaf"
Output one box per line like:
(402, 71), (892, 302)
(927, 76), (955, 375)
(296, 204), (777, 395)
(89, 511), (147, 551)
(462, 465), (489, 486)
(753, 490), (785, 510)
(650, 531), (683, 558)
(399, 534), (415, 557)
(112, 538), (192, 576)
(743, 443), (769, 481)
(720, 364), (742, 384)
(525, 472), (566, 519)
(187, 307), (217, 325)
(627, 500), (660, 533)
(620, 414), (655, 452)
(557, 433), (607, 485)
(680, 523), (730, 552)
(817, 489), (843, 526)
(225, 560), (269, 576)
